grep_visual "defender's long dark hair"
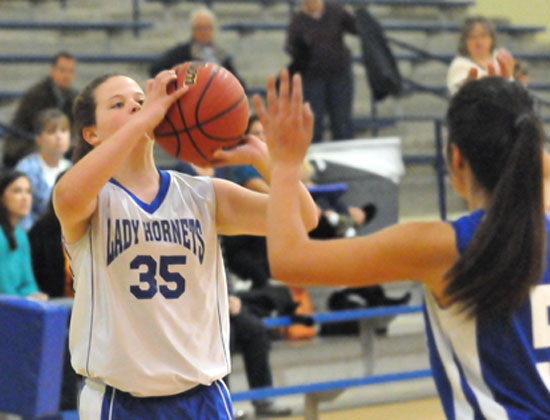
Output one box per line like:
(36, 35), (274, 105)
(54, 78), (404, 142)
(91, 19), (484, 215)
(445, 77), (546, 320)
(0, 170), (30, 250)
(72, 74), (122, 163)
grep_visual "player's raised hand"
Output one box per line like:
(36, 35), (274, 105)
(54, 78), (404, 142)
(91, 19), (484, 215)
(254, 69), (314, 168)
(211, 133), (268, 167)
(142, 70), (189, 132)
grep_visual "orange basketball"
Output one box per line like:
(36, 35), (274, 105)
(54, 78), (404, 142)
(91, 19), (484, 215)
(154, 61), (249, 166)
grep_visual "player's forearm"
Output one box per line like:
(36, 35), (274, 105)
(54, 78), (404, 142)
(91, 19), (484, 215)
(267, 163), (310, 280)
(254, 148), (317, 232)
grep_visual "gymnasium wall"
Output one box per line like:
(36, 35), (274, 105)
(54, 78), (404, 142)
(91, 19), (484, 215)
(470, 0), (550, 44)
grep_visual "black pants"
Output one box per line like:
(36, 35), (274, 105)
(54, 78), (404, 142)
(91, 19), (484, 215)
(223, 235), (271, 289)
(228, 306), (272, 389)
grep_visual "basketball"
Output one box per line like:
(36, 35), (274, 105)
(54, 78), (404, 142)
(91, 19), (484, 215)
(154, 61), (249, 166)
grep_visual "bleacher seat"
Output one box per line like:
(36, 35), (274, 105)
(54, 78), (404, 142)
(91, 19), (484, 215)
(220, 20), (546, 35)
(0, 20), (153, 36)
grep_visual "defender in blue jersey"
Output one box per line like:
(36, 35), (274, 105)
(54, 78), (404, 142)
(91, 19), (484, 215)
(265, 75), (550, 419)
(53, 69), (318, 420)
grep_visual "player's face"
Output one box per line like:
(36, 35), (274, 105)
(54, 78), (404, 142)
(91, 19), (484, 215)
(466, 23), (493, 61)
(51, 57), (76, 89)
(1, 176), (32, 222)
(37, 119), (71, 158)
(93, 76), (146, 141)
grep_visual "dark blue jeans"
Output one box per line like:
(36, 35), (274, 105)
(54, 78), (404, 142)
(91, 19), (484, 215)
(302, 69), (354, 142)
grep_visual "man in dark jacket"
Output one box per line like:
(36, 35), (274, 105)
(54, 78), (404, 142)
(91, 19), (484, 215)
(149, 8), (245, 89)
(3, 52), (77, 168)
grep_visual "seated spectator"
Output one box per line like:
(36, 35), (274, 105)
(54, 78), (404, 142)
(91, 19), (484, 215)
(28, 171), (71, 298)
(216, 115), (272, 289)
(227, 280), (292, 418)
(149, 8), (246, 89)
(0, 170), (46, 299)
(514, 62), (529, 87)
(301, 159), (375, 239)
(16, 108), (72, 230)
(28, 171), (80, 411)
(447, 16), (516, 96)
(3, 52), (77, 168)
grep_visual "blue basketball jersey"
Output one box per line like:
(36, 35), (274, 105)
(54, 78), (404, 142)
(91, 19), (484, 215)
(423, 210), (550, 419)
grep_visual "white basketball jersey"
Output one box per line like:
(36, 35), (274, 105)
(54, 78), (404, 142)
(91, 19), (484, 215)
(66, 170), (230, 397)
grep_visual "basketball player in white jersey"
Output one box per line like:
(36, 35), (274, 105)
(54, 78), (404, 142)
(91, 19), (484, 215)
(266, 76), (550, 419)
(53, 69), (317, 419)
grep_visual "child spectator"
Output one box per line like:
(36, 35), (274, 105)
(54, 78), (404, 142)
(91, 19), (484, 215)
(16, 108), (72, 230)
(0, 170), (47, 299)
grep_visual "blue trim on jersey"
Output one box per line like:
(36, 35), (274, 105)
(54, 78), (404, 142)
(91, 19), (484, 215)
(422, 304), (455, 420)
(86, 230), (95, 377)
(108, 170), (171, 214)
(215, 243), (230, 371)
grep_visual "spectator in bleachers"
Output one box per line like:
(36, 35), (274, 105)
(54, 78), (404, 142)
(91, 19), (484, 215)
(28, 171), (80, 411)
(28, 171), (71, 298)
(514, 62), (530, 87)
(286, 0), (356, 143)
(0, 170), (46, 299)
(227, 278), (292, 418)
(149, 8), (246, 89)
(447, 16), (516, 96)
(217, 115), (272, 290)
(16, 108), (72, 231)
(3, 52), (77, 168)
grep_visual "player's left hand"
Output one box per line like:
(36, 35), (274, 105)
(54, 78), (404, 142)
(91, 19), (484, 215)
(211, 134), (268, 167)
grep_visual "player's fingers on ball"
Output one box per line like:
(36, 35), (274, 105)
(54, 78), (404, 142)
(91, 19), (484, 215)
(171, 84), (190, 101)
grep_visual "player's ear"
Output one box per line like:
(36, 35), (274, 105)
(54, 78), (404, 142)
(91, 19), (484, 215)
(449, 143), (466, 172)
(82, 126), (100, 146)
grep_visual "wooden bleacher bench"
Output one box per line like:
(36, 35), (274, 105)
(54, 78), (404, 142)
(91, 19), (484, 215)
(0, 53), (160, 64)
(0, 20), (153, 36)
(149, 0), (473, 8)
(1, 50), (550, 67)
(220, 20), (546, 36)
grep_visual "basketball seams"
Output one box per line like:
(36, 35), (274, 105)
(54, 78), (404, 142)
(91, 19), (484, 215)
(154, 95), (246, 140)
(154, 61), (248, 165)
